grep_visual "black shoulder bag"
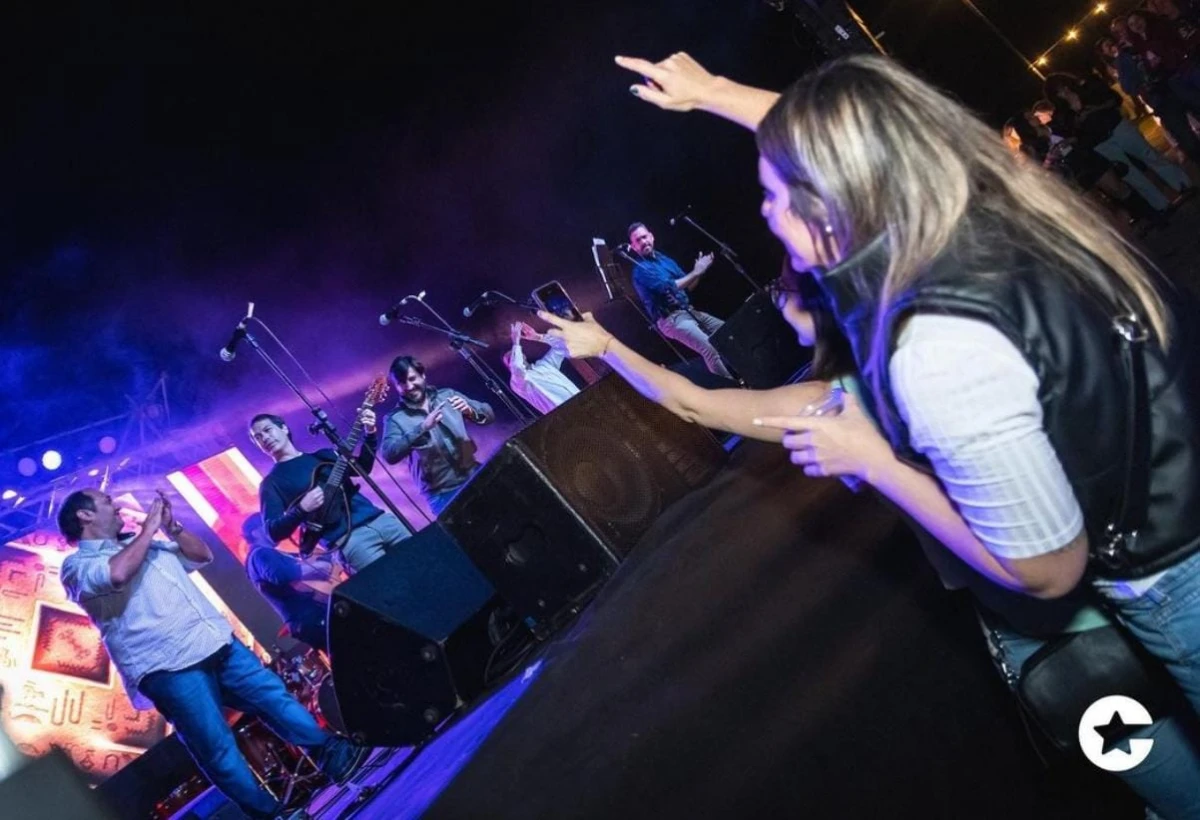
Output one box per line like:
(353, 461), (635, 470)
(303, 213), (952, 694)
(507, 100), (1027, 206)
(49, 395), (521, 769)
(1014, 314), (1174, 754)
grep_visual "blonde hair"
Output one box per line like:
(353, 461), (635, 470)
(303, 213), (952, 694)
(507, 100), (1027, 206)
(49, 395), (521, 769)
(755, 55), (1170, 427)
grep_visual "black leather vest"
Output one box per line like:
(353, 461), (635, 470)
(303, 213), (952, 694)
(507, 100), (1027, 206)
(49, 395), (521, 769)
(815, 224), (1200, 579)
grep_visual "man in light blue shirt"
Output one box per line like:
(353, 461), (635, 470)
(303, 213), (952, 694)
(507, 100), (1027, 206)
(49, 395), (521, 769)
(59, 489), (367, 819)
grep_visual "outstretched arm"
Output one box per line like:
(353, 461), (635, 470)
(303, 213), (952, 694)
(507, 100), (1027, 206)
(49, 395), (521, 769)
(540, 310), (827, 440)
(616, 52), (780, 132)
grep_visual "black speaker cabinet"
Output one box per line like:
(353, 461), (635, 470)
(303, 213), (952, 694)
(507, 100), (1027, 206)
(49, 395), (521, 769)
(441, 373), (727, 634)
(327, 523), (497, 747)
(711, 289), (811, 389)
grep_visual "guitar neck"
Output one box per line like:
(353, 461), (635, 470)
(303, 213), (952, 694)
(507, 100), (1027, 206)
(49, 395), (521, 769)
(322, 409), (371, 490)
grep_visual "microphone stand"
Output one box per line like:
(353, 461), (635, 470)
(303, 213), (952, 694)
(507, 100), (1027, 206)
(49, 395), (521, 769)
(238, 327), (416, 534)
(389, 294), (539, 425)
(612, 246), (690, 366)
(676, 215), (763, 295)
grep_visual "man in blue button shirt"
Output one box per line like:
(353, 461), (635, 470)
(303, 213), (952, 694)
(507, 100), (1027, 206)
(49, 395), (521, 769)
(59, 489), (367, 819)
(627, 221), (732, 379)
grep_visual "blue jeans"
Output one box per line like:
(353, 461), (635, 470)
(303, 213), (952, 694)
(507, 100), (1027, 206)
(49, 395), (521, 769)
(1107, 549), (1200, 720)
(981, 614), (1200, 818)
(340, 512), (412, 573)
(1094, 119), (1190, 211)
(140, 641), (350, 818)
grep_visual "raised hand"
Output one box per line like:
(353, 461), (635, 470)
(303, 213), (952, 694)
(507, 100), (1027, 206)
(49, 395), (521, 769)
(695, 252), (715, 274)
(447, 395), (477, 421)
(518, 322), (542, 342)
(511, 322), (524, 346)
(420, 405), (446, 432)
(615, 52), (721, 112)
(156, 490), (180, 535)
(142, 498), (166, 535)
(753, 392), (895, 482)
(359, 407), (378, 434)
(538, 310), (615, 358)
(299, 486), (326, 513)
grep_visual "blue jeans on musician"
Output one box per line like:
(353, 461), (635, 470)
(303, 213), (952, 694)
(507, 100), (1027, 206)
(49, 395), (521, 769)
(982, 616), (1200, 819)
(140, 640), (360, 818)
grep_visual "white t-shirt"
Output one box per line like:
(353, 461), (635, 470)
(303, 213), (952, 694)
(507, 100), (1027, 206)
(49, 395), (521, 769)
(890, 314), (1162, 597)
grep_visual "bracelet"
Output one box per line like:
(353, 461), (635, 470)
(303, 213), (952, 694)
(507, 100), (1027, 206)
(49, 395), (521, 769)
(600, 334), (616, 356)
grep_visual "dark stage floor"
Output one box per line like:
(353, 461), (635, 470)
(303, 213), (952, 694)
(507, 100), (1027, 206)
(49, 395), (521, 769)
(174, 439), (1143, 820)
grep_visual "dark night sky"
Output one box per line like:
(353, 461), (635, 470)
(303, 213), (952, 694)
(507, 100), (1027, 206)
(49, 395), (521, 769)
(1, 0), (1125, 487)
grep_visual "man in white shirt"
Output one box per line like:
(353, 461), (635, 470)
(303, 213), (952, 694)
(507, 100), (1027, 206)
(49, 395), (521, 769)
(504, 321), (581, 415)
(58, 489), (367, 819)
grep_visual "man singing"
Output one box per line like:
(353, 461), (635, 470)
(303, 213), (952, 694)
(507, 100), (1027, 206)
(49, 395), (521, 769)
(251, 408), (411, 574)
(382, 355), (495, 515)
(59, 489), (366, 820)
(504, 321), (580, 414)
(627, 220), (732, 379)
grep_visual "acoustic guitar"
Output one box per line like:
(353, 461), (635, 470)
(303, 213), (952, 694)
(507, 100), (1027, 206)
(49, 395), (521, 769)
(297, 376), (389, 556)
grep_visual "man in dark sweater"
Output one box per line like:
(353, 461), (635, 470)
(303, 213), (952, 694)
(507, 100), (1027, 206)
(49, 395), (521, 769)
(250, 410), (411, 574)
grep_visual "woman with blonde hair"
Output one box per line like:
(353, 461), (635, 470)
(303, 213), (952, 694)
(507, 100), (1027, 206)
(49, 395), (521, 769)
(543, 51), (1200, 801)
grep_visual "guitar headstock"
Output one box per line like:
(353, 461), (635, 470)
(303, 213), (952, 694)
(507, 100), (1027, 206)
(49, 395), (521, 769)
(363, 375), (389, 408)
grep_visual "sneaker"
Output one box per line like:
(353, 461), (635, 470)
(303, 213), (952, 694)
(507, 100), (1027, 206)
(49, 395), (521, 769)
(322, 737), (370, 785)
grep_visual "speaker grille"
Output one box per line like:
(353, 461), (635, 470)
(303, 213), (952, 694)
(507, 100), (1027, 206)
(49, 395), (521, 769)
(512, 374), (726, 550)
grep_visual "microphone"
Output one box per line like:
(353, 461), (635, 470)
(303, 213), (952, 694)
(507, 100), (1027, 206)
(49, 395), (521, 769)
(462, 291), (496, 318)
(668, 206), (692, 227)
(380, 291), (426, 325)
(379, 303), (402, 326)
(219, 303), (255, 362)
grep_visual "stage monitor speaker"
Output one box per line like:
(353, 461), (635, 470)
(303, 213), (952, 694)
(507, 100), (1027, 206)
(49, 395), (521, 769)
(327, 523), (498, 747)
(711, 289), (811, 389)
(441, 373), (727, 634)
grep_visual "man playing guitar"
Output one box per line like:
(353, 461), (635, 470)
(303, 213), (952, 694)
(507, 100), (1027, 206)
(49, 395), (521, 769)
(250, 393), (410, 574)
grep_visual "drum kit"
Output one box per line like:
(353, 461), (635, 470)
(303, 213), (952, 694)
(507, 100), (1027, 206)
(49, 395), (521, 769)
(273, 647), (346, 735)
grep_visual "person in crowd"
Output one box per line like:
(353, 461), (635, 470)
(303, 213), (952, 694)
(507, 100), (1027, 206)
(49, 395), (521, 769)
(546, 47), (1200, 812)
(1044, 70), (1192, 212)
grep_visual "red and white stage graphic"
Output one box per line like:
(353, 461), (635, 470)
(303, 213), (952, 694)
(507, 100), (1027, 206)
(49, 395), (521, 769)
(0, 447), (267, 785)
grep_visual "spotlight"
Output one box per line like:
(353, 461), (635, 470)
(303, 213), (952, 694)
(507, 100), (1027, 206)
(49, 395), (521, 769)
(42, 450), (63, 471)
(13, 496), (25, 506)
(1, 490), (15, 500)
(17, 458), (37, 477)
(87, 468), (100, 477)
(98, 436), (117, 454)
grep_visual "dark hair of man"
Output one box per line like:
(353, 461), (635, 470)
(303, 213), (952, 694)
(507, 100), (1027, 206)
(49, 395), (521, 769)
(389, 355), (425, 385)
(58, 490), (96, 542)
(627, 221), (646, 239)
(249, 413), (293, 442)
(1042, 73), (1078, 101)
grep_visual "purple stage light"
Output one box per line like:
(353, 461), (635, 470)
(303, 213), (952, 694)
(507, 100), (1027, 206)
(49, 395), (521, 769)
(17, 458), (37, 477)
(41, 450), (63, 471)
